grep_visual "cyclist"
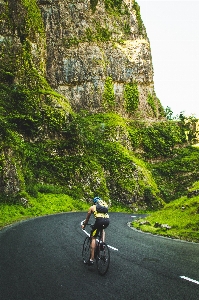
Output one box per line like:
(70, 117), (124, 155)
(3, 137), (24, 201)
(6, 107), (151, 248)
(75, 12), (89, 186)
(81, 196), (110, 265)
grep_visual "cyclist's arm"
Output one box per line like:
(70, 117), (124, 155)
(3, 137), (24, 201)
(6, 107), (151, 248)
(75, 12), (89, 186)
(82, 206), (93, 228)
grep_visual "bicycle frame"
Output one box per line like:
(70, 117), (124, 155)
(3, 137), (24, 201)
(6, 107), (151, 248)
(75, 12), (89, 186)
(82, 223), (110, 275)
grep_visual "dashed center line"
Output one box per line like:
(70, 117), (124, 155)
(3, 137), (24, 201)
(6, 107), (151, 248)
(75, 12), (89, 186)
(107, 245), (118, 251)
(180, 276), (199, 285)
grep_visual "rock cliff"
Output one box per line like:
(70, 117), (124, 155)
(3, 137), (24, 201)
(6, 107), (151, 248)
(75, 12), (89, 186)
(38, 0), (162, 118)
(0, 0), (163, 118)
(0, 0), (166, 207)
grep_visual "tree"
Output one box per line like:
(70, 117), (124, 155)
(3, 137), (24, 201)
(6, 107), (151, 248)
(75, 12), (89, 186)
(165, 106), (174, 120)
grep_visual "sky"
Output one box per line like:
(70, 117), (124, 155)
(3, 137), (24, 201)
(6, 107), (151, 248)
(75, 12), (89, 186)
(137, 0), (199, 118)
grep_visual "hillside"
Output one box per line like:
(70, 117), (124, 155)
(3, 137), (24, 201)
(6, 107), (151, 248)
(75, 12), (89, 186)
(0, 0), (199, 212)
(131, 180), (199, 243)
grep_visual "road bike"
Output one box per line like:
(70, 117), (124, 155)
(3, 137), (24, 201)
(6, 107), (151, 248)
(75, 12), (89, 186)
(82, 224), (110, 276)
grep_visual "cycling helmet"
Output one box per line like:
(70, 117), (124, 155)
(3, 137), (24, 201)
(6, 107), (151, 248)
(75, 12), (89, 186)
(93, 196), (101, 204)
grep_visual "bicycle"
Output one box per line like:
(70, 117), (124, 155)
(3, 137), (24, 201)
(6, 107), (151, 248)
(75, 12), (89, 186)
(82, 224), (110, 276)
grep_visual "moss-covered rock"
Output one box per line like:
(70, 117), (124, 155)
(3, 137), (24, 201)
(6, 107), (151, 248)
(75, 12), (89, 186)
(0, 0), (197, 211)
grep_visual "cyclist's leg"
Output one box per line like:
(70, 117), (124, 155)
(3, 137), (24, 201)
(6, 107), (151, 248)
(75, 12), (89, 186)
(90, 236), (96, 260)
(101, 218), (110, 242)
(102, 229), (105, 242)
(96, 220), (110, 275)
(90, 224), (99, 261)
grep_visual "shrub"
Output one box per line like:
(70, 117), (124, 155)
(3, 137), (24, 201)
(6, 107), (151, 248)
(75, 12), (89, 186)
(103, 77), (115, 111)
(147, 93), (156, 116)
(124, 82), (139, 113)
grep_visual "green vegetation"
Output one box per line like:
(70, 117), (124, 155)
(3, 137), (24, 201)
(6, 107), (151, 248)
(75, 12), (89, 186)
(64, 0), (138, 48)
(132, 182), (199, 243)
(147, 93), (157, 116)
(188, 180), (199, 191)
(1, 0), (199, 245)
(104, 0), (124, 14)
(12, 112), (161, 208)
(103, 77), (115, 110)
(64, 25), (113, 48)
(1, 82), (198, 212)
(0, 193), (89, 229)
(139, 121), (186, 159)
(21, 0), (45, 37)
(133, 1), (145, 35)
(86, 23), (112, 42)
(0, 81), (71, 138)
(0, 191), (132, 229)
(90, 0), (98, 13)
(150, 146), (199, 202)
(124, 82), (139, 113)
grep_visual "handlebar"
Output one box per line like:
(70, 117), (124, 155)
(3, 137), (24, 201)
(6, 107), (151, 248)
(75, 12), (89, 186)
(81, 221), (94, 239)
(81, 220), (93, 228)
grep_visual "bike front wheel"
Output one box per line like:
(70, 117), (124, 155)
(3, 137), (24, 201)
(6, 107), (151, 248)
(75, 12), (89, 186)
(96, 242), (110, 275)
(82, 236), (90, 264)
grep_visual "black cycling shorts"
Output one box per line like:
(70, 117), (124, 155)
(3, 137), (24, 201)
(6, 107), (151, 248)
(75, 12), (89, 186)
(91, 218), (110, 237)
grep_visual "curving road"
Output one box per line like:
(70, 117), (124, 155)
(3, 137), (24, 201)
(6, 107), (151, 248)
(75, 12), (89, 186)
(0, 212), (199, 299)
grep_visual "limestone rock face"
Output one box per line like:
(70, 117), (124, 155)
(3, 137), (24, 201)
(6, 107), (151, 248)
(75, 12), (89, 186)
(38, 0), (160, 118)
(0, 0), (164, 201)
(0, 0), (163, 118)
(0, 149), (21, 196)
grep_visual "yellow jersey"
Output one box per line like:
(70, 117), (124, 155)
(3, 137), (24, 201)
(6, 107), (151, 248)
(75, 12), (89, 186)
(93, 205), (109, 218)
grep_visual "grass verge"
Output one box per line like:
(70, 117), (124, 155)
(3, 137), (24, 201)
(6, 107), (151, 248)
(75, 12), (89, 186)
(0, 193), (90, 229)
(132, 195), (199, 243)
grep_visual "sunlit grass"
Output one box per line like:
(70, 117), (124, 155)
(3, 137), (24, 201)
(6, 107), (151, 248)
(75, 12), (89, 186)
(132, 195), (199, 243)
(0, 193), (131, 229)
(0, 193), (90, 229)
(192, 143), (199, 148)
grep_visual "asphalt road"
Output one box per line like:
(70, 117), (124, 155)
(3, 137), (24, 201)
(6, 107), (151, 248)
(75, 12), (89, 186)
(0, 212), (199, 300)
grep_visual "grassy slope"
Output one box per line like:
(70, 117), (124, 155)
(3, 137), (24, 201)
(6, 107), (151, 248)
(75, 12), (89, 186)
(1, 190), (199, 244)
(0, 194), (86, 228)
(0, 193), (130, 229)
(132, 194), (199, 243)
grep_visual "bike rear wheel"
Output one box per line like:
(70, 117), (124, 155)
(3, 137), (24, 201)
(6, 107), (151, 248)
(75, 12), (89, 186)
(96, 242), (110, 275)
(82, 236), (90, 264)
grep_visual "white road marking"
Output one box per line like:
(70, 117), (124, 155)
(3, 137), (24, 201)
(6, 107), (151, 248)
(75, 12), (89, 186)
(107, 245), (118, 251)
(180, 276), (199, 285)
(82, 228), (90, 237)
(131, 216), (137, 218)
